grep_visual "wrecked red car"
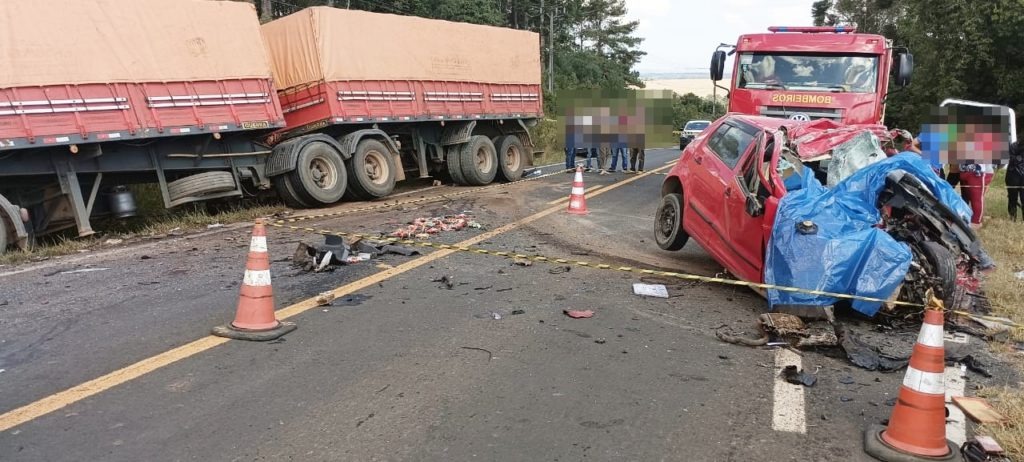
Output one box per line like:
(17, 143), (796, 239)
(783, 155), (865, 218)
(655, 114), (993, 315)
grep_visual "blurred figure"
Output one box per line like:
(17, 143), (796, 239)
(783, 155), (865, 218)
(1007, 140), (1023, 222)
(959, 158), (994, 228)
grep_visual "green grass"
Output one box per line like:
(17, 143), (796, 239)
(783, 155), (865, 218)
(969, 169), (1024, 458)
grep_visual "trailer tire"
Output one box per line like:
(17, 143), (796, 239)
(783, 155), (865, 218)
(167, 171), (237, 204)
(273, 174), (315, 209)
(288, 140), (347, 205)
(346, 139), (396, 200)
(0, 214), (8, 253)
(446, 145), (467, 185)
(495, 135), (526, 182)
(459, 135), (498, 186)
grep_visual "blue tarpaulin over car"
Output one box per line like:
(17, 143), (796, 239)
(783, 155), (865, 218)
(764, 153), (973, 316)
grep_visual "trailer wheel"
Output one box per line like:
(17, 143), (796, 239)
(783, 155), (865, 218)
(0, 214), (9, 254)
(272, 175), (314, 208)
(494, 135), (526, 182)
(346, 138), (396, 199)
(445, 145), (467, 186)
(459, 135), (498, 186)
(289, 141), (347, 205)
(167, 171), (237, 204)
(655, 193), (689, 251)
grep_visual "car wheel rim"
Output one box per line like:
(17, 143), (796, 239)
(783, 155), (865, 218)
(364, 150), (389, 186)
(658, 203), (676, 239)
(476, 146), (494, 174)
(309, 157), (337, 190)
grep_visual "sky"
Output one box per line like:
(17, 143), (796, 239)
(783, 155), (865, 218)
(623, 0), (817, 76)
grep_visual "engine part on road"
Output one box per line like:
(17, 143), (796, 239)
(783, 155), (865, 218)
(864, 292), (962, 461)
(211, 219), (296, 342)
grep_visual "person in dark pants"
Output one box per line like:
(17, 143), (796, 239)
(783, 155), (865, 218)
(1007, 140), (1024, 222)
(564, 131), (576, 172)
(629, 147), (644, 172)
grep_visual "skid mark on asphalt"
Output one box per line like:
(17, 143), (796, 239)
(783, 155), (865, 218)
(772, 348), (806, 434)
(0, 158), (677, 433)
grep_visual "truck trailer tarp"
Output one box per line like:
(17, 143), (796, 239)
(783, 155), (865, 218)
(261, 7), (542, 90)
(0, 0), (273, 88)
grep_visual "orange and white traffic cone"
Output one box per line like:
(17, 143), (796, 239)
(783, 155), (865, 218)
(567, 166), (589, 215)
(864, 290), (961, 461)
(212, 219), (296, 341)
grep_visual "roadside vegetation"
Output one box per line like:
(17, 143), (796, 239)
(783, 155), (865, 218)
(0, 185), (282, 267)
(974, 171), (1024, 456)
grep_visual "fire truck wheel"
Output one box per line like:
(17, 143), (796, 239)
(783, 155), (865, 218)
(459, 135), (498, 186)
(347, 138), (396, 199)
(655, 193), (689, 251)
(167, 171), (237, 203)
(494, 135), (526, 182)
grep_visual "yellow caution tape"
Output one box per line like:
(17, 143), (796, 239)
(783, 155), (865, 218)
(267, 221), (926, 308)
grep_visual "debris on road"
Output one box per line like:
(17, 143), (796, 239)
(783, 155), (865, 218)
(390, 214), (481, 239)
(548, 266), (571, 275)
(961, 436), (1008, 462)
(510, 309), (525, 316)
(632, 283), (669, 298)
(512, 257), (532, 267)
(491, 312), (502, 320)
(103, 239), (123, 245)
(207, 223), (224, 229)
(564, 309), (594, 319)
(315, 292), (336, 306)
(293, 235), (351, 272)
(952, 396), (1006, 424)
(433, 275), (455, 290)
(781, 365), (817, 387)
(836, 326), (908, 372)
(460, 346), (493, 362)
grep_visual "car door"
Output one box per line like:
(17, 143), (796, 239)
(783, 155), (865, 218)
(723, 130), (773, 283)
(683, 120), (758, 275)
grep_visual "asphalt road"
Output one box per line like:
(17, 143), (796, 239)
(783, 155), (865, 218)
(0, 149), (1012, 461)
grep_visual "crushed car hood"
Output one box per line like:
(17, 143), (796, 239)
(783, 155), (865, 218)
(785, 118), (893, 161)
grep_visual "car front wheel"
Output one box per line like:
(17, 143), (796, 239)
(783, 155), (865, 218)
(655, 193), (689, 251)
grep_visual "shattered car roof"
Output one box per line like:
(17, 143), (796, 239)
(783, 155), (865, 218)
(727, 115), (893, 161)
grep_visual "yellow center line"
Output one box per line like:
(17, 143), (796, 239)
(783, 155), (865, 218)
(546, 184), (606, 205)
(0, 161), (675, 432)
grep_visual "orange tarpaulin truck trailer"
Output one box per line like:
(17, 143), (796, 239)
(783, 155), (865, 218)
(260, 7), (542, 205)
(0, 2), (542, 253)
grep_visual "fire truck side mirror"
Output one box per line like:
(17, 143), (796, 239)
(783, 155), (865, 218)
(895, 52), (914, 87)
(710, 50), (727, 81)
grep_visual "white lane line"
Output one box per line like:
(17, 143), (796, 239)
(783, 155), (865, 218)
(772, 348), (807, 434)
(945, 364), (968, 446)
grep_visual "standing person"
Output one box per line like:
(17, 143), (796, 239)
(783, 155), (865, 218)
(629, 134), (646, 173)
(610, 138), (629, 173)
(564, 124), (577, 172)
(598, 143), (611, 175)
(959, 160), (994, 228)
(1007, 140), (1023, 222)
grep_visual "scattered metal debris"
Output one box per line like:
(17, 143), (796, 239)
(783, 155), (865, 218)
(836, 325), (908, 372)
(433, 275), (455, 290)
(781, 365), (817, 387)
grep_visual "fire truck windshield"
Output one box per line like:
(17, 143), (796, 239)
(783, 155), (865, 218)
(736, 53), (879, 93)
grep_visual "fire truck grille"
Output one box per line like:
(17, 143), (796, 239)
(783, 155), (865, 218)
(760, 106), (842, 121)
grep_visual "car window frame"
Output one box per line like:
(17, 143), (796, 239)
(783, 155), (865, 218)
(705, 119), (759, 170)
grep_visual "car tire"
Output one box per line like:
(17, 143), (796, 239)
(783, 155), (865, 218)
(655, 193), (689, 251)
(289, 141), (348, 205)
(459, 135), (498, 186)
(346, 138), (396, 200)
(920, 241), (957, 306)
(494, 135), (526, 182)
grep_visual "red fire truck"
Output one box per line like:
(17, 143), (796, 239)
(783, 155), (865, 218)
(709, 26), (914, 125)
